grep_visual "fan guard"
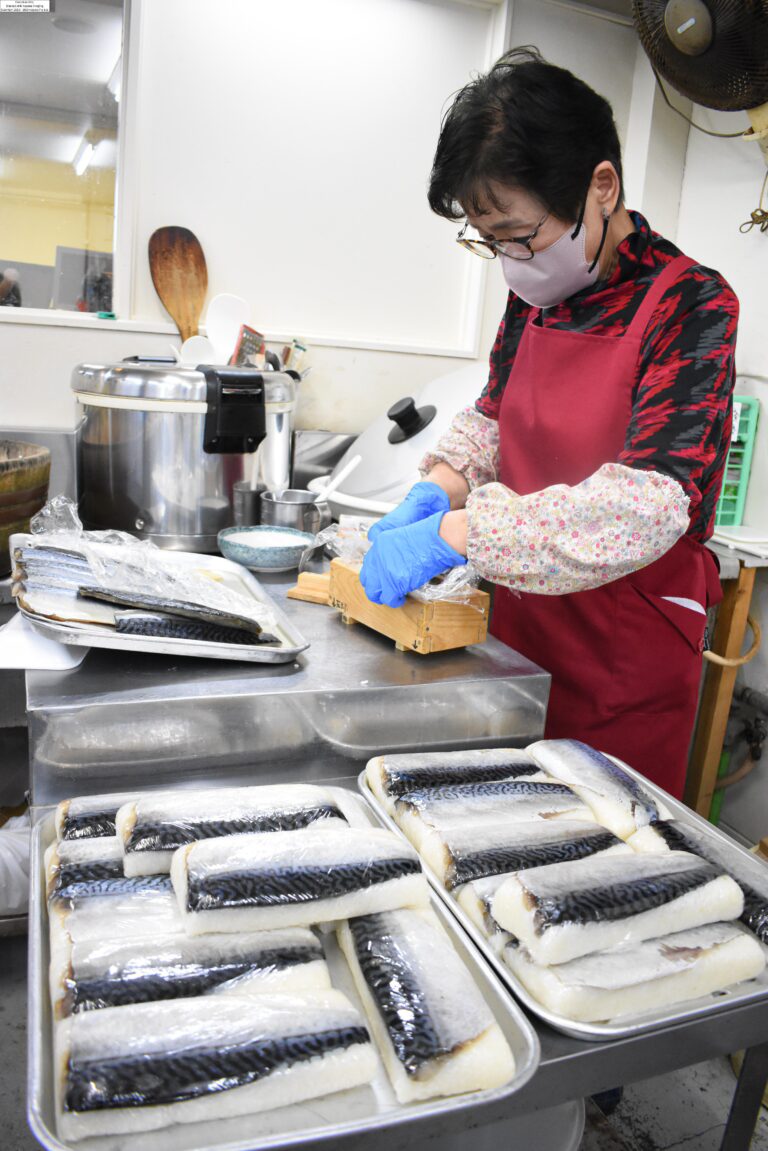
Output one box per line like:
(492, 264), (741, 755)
(631, 0), (768, 112)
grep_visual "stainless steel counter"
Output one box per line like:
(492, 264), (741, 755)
(25, 569), (550, 805)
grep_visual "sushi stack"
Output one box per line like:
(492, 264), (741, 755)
(365, 741), (767, 1025)
(46, 780), (516, 1143)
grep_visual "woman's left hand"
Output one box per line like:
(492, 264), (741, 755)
(360, 511), (467, 608)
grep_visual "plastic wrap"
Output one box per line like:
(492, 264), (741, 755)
(55, 991), (376, 1141)
(56, 791), (139, 841)
(18, 497), (277, 634)
(312, 516), (482, 605)
(391, 779), (593, 853)
(171, 825), (429, 934)
(365, 748), (541, 811)
(628, 819), (768, 943)
(45, 837), (126, 904)
(503, 924), (766, 1024)
(53, 926), (330, 1018)
(490, 850), (744, 966)
(115, 784), (351, 877)
(0, 814), (31, 916)
(528, 739), (673, 840)
(337, 906), (515, 1102)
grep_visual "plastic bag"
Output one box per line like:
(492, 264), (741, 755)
(0, 812), (31, 916)
(312, 515), (482, 605)
(22, 496), (276, 632)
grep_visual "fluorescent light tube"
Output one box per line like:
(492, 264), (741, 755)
(73, 138), (94, 176)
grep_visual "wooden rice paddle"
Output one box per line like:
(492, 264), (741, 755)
(148, 226), (208, 342)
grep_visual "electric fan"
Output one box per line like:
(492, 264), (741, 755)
(631, 0), (768, 162)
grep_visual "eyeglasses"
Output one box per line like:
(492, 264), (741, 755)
(456, 214), (549, 261)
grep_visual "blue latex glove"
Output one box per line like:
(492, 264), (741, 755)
(367, 481), (450, 542)
(360, 511), (467, 608)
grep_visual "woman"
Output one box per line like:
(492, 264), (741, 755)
(361, 48), (738, 800)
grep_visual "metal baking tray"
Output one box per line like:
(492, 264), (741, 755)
(357, 761), (768, 1043)
(11, 535), (309, 664)
(28, 786), (540, 1151)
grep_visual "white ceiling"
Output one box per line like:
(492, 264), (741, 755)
(0, 0), (122, 168)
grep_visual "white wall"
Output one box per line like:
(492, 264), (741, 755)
(674, 105), (768, 838)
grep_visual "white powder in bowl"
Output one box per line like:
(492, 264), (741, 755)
(232, 530), (307, 549)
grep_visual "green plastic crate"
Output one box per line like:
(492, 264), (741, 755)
(715, 396), (760, 528)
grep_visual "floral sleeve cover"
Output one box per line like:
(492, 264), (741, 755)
(464, 463), (689, 595)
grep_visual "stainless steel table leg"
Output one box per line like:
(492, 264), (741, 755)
(720, 1043), (768, 1151)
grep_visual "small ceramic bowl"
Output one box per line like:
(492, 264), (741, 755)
(218, 525), (315, 573)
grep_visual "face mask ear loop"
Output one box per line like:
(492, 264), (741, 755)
(570, 202), (586, 242)
(587, 211), (610, 275)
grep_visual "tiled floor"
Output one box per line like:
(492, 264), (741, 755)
(581, 1058), (768, 1150)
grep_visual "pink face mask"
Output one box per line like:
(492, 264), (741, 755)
(499, 217), (606, 309)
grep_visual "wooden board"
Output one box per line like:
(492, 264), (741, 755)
(328, 559), (489, 654)
(286, 571), (332, 605)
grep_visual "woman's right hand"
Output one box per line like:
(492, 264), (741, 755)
(367, 481), (450, 542)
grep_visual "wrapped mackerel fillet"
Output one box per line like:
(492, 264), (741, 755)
(421, 818), (632, 891)
(527, 739), (672, 840)
(491, 851), (744, 966)
(171, 826), (429, 935)
(629, 820), (768, 943)
(504, 923), (765, 1022)
(45, 838), (127, 905)
(115, 785), (354, 876)
(55, 990), (376, 1142)
(365, 749), (540, 812)
(52, 927), (330, 1019)
(337, 908), (515, 1102)
(392, 780), (592, 852)
(55, 792), (140, 841)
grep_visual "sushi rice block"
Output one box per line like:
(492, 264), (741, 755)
(629, 820), (768, 944)
(45, 838), (142, 905)
(504, 922), (765, 1023)
(491, 851), (744, 966)
(337, 907), (515, 1102)
(55, 792), (140, 841)
(116, 784), (353, 877)
(392, 780), (592, 853)
(52, 927), (330, 1019)
(171, 826), (429, 935)
(365, 749), (541, 812)
(55, 990), (377, 1141)
(527, 739), (672, 840)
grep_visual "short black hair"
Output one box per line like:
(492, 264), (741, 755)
(428, 47), (624, 223)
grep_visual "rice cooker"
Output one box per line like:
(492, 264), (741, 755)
(323, 361), (488, 519)
(72, 357), (298, 552)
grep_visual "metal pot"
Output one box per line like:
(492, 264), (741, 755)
(71, 358), (298, 553)
(260, 489), (330, 535)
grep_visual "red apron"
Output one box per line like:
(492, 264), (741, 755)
(491, 254), (722, 799)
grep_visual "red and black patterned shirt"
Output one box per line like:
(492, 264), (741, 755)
(476, 211), (738, 542)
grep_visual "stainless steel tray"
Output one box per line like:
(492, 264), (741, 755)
(11, 536), (309, 664)
(357, 763), (768, 1043)
(28, 786), (540, 1151)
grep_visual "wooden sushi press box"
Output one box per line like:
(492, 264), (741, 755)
(328, 559), (490, 654)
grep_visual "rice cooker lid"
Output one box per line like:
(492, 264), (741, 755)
(329, 362), (488, 502)
(71, 360), (297, 406)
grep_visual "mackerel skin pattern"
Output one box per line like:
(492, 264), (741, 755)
(654, 822), (768, 944)
(52, 874), (173, 904)
(70, 943), (324, 1012)
(64, 1026), (370, 1112)
(447, 829), (621, 890)
(115, 614), (277, 645)
(187, 857), (421, 913)
(532, 861), (720, 934)
(348, 914), (446, 1076)
(384, 761), (538, 799)
(398, 780), (575, 812)
(128, 804), (346, 855)
(61, 814), (119, 841)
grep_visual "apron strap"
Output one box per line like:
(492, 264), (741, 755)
(625, 254), (696, 340)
